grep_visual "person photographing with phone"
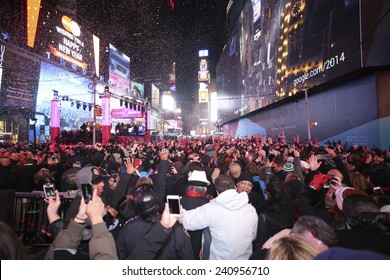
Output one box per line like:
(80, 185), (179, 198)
(116, 182), (193, 260)
(115, 148), (193, 260)
(45, 189), (118, 260)
(46, 166), (112, 244)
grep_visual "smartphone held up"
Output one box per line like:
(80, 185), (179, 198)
(81, 183), (93, 203)
(166, 195), (181, 217)
(43, 183), (55, 199)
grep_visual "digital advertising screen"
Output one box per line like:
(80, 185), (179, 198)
(32, 5), (96, 78)
(109, 44), (131, 94)
(36, 61), (93, 130)
(151, 83), (160, 109)
(217, 0), (390, 121)
(130, 81), (145, 99)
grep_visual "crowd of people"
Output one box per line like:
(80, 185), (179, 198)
(60, 122), (102, 144)
(0, 135), (389, 260)
(114, 122), (144, 136)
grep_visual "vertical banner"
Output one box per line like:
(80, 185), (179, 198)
(101, 95), (111, 146)
(50, 98), (60, 145)
(93, 35), (100, 77)
(27, 0), (41, 48)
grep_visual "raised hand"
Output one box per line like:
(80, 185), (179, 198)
(86, 189), (105, 225)
(309, 155), (322, 171)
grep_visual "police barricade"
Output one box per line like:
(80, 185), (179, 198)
(13, 191), (74, 245)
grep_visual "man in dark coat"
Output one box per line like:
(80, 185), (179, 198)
(116, 184), (193, 260)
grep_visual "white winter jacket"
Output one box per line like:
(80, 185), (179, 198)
(182, 189), (258, 260)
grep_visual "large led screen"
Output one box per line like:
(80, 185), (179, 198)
(151, 83), (160, 109)
(31, 5), (96, 78)
(109, 44), (130, 94)
(130, 81), (144, 99)
(217, 0), (390, 121)
(36, 62), (94, 130)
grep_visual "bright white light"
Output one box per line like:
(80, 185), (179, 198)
(199, 49), (209, 57)
(162, 94), (176, 111)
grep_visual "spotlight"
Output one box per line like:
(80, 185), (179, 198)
(88, 104), (92, 111)
(120, 99), (123, 107)
(62, 96), (66, 101)
(71, 101), (74, 107)
(83, 103), (87, 111)
(130, 102), (133, 109)
(125, 101), (129, 108)
(76, 102), (81, 109)
(141, 106), (145, 112)
(137, 105), (141, 111)
(65, 96), (69, 101)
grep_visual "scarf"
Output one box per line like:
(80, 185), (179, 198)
(186, 185), (213, 200)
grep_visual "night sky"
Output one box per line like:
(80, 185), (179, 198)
(77, 0), (231, 131)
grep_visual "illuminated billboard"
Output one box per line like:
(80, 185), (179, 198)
(217, 0), (390, 119)
(162, 93), (176, 111)
(200, 59), (208, 71)
(199, 89), (209, 103)
(109, 44), (130, 94)
(130, 81), (144, 98)
(151, 83), (160, 109)
(36, 61), (93, 130)
(27, 5), (96, 78)
(46, 14), (93, 72)
(198, 71), (210, 82)
(111, 109), (143, 119)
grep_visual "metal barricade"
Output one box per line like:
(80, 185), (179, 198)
(13, 192), (74, 245)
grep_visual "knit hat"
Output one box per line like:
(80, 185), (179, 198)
(283, 162), (294, 172)
(235, 172), (255, 186)
(75, 166), (103, 188)
(188, 170), (210, 185)
(71, 155), (84, 165)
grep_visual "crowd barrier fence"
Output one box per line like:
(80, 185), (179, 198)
(13, 192), (74, 245)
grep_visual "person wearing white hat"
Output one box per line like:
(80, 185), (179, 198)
(181, 174), (258, 260)
(180, 170), (213, 259)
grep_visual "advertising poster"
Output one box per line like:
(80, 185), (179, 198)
(130, 81), (144, 98)
(109, 44), (131, 94)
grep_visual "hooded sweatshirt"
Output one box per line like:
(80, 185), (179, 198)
(182, 189), (258, 260)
